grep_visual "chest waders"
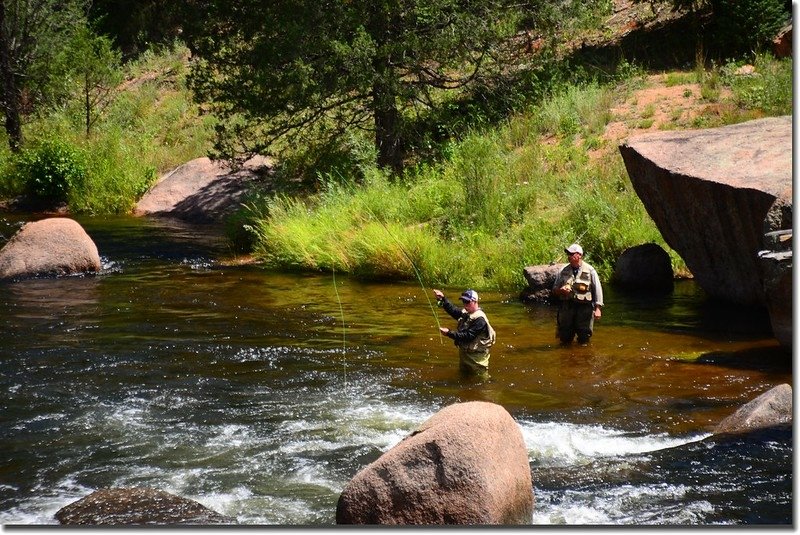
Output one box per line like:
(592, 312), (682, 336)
(456, 309), (496, 373)
(557, 265), (595, 344)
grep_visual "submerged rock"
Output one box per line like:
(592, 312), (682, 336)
(54, 487), (235, 525)
(336, 401), (533, 525)
(0, 217), (101, 281)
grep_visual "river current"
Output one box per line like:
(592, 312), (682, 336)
(0, 215), (792, 525)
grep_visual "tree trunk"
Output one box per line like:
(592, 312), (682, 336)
(373, 83), (402, 173)
(0, 0), (22, 151)
(85, 72), (91, 136)
(370, 1), (403, 174)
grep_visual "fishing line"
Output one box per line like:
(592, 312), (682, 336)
(551, 228), (590, 265)
(332, 266), (347, 387)
(363, 205), (444, 344)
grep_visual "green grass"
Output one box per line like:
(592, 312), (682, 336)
(247, 81), (673, 292)
(664, 72), (696, 86)
(722, 53), (793, 115)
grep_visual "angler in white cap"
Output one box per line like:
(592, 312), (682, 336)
(552, 243), (604, 345)
(432, 288), (496, 376)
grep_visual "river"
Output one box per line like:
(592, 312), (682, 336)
(0, 214), (792, 525)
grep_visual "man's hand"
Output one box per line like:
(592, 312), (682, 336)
(433, 289), (444, 300)
(439, 327), (450, 335)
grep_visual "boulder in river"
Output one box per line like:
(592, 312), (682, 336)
(619, 116), (792, 348)
(54, 487), (235, 525)
(713, 383), (792, 436)
(135, 155), (272, 223)
(521, 263), (564, 303)
(0, 217), (101, 281)
(612, 242), (673, 291)
(336, 401), (533, 525)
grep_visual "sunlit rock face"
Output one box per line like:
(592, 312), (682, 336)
(336, 401), (534, 525)
(619, 116), (792, 348)
(713, 383), (792, 436)
(135, 155), (272, 223)
(0, 217), (101, 280)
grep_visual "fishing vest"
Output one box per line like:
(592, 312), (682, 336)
(456, 309), (497, 352)
(563, 264), (594, 302)
(456, 309), (496, 372)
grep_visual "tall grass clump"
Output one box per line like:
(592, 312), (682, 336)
(722, 54), (792, 116)
(249, 169), (456, 281)
(534, 81), (615, 138)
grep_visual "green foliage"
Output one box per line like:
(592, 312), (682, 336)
(664, 72), (696, 86)
(88, 0), (185, 60)
(722, 55), (792, 115)
(246, 71), (674, 291)
(185, 0), (534, 171)
(710, 0), (789, 55)
(0, 0), (91, 149)
(533, 82), (615, 139)
(69, 127), (157, 214)
(55, 27), (123, 135)
(15, 139), (87, 202)
(699, 66), (721, 101)
(0, 42), (209, 214)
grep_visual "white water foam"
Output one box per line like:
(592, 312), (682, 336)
(531, 483), (718, 525)
(519, 419), (715, 525)
(4, 383), (717, 526)
(518, 419), (709, 466)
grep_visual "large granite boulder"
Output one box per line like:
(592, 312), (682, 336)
(336, 401), (533, 525)
(619, 116), (791, 346)
(713, 383), (792, 436)
(0, 217), (101, 280)
(54, 487), (235, 525)
(135, 155), (271, 223)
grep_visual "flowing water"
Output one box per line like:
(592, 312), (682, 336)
(0, 215), (792, 525)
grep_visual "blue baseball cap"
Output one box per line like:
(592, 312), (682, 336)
(460, 289), (479, 302)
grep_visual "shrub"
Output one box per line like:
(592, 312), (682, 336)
(711, 0), (789, 55)
(723, 55), (792, 115)
(17, 139), (87, 202)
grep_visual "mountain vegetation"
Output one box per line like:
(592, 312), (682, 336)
(0, 0), (792, 291)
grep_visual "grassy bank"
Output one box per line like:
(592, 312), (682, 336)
(245, 54), (792, 292)
(248, 128), (662, 290)
(0, 40), (790, 293)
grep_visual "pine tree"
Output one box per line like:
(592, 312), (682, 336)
(185, 0), (529, 173)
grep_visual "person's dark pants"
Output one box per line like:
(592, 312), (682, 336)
(557, 300), (594, 344)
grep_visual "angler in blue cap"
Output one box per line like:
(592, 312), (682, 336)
(432, 288), (496, 375)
